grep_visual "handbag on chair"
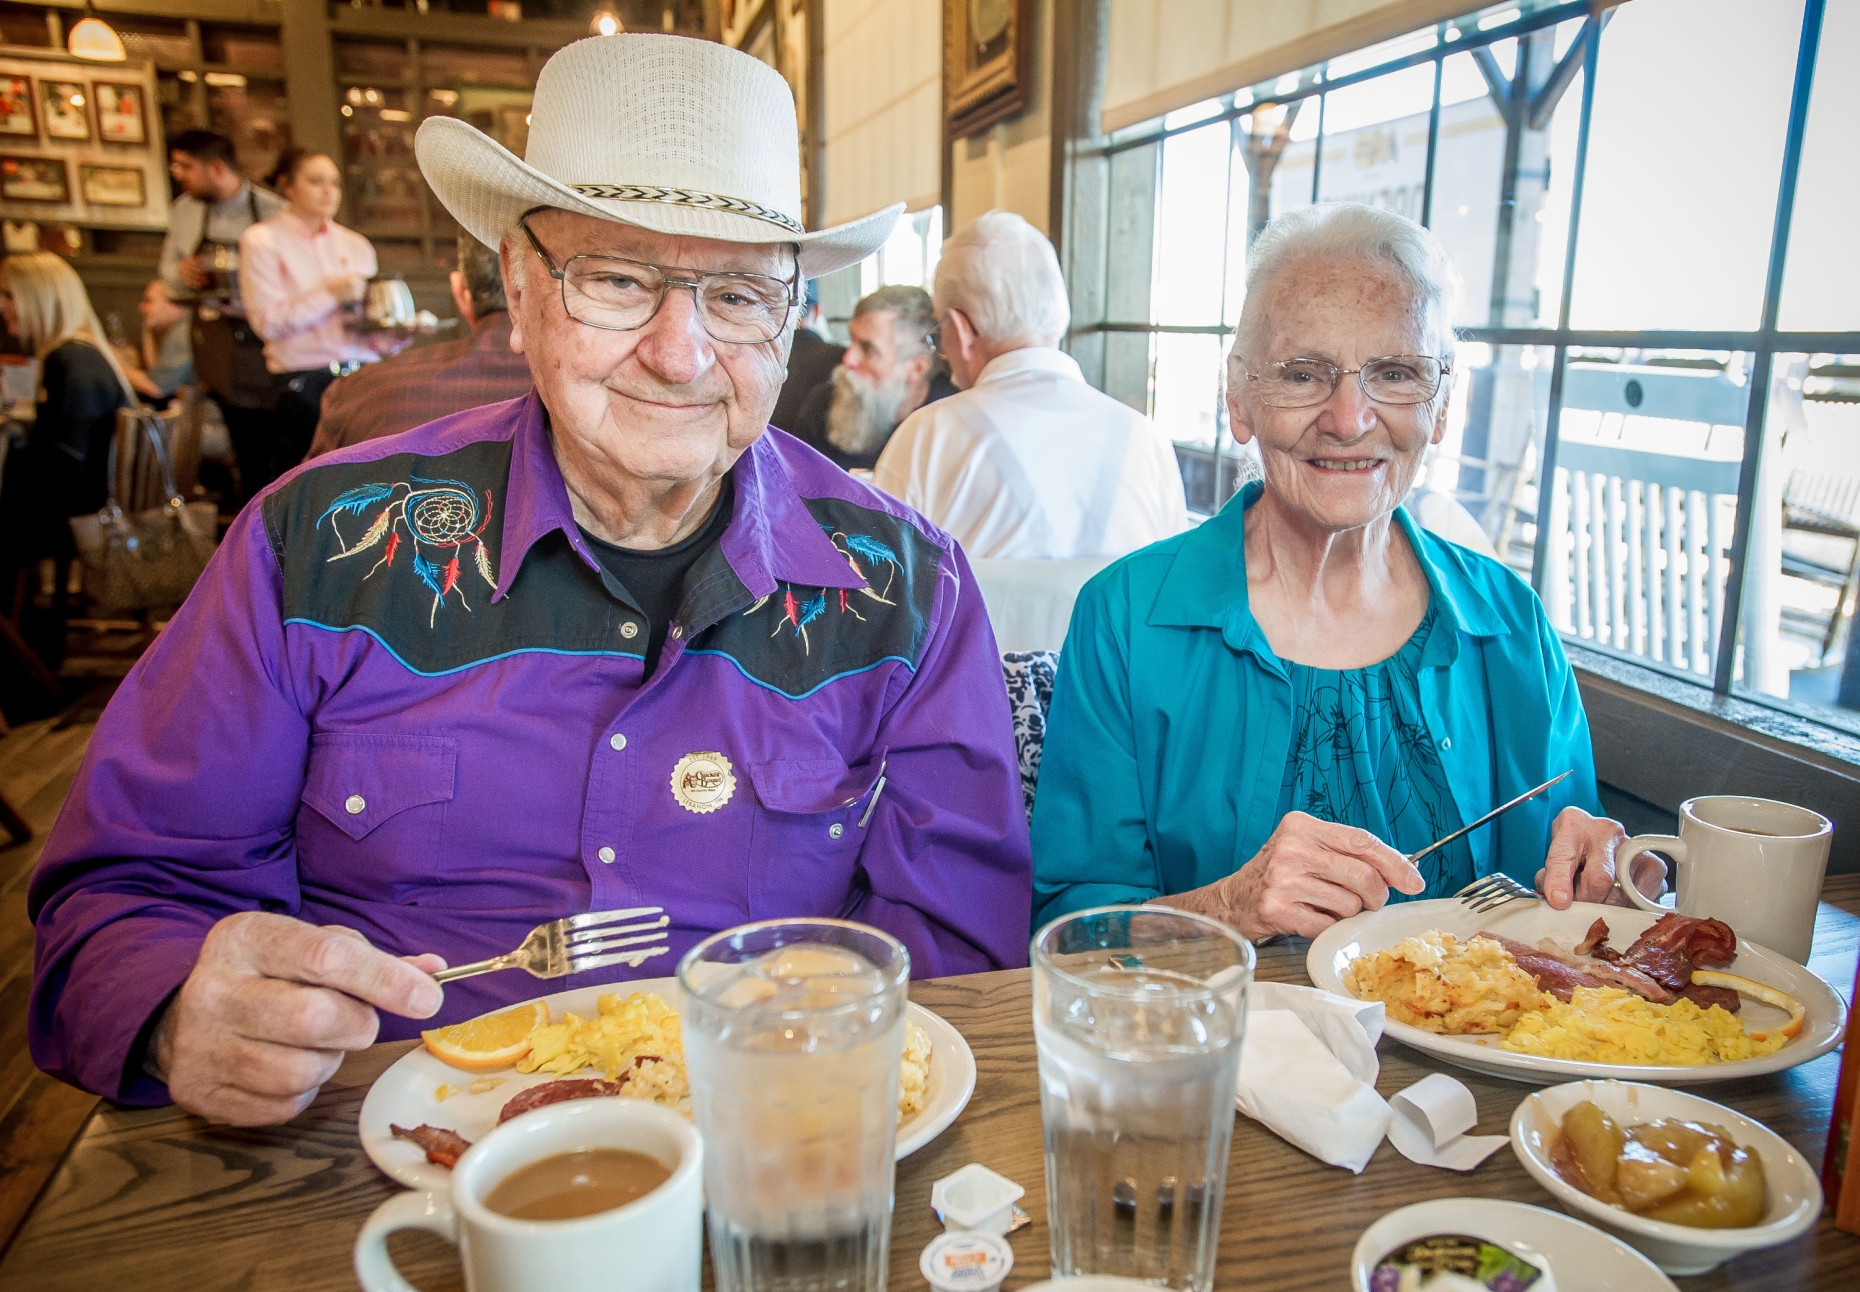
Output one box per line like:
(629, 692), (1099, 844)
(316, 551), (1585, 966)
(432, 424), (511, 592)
(68, 408), (218, 614)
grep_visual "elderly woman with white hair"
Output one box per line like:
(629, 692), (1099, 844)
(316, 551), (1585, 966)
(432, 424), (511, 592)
(1030, 203), (1662, 939)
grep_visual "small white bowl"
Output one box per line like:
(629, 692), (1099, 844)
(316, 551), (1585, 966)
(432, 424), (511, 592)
(1351, 1197), (1675, 1292)
(1509, 1080), (1823, 1275)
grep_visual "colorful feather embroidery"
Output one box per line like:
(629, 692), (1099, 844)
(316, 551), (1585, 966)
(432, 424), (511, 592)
(827, 530), (901, 603)
(318, 477), (496, 627)
(747, 526), (910, 651)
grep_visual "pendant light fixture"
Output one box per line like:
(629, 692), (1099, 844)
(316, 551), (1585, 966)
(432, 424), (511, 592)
(67, 3), (126, 63)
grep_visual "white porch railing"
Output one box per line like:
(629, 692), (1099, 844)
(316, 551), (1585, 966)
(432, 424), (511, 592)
(1541, 441), (1740, 678)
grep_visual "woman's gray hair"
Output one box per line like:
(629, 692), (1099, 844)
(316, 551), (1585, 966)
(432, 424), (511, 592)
(933, 210), (1069, 347)
(1226, 202), (1461, 388)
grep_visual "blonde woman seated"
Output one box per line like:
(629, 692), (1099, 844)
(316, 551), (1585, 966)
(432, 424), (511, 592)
(0, 252), (136, 556)
(1030, 203), (1663, 939)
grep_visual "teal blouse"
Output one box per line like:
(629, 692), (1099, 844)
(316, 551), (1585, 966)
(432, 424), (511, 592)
(1277, 603), (1474, 900)
(1029, 482), (1603, 931)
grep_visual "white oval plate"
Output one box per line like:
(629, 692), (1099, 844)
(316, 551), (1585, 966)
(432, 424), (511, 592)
(1307, 900), (1846, 1084)
(360, 976), (977, 1191)
(1352, 1197), (1677, 1292)
(1509, 1079), (1823, 1275)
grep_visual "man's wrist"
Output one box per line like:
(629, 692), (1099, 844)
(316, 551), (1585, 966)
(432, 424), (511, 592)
(138, 994), (180, 1085)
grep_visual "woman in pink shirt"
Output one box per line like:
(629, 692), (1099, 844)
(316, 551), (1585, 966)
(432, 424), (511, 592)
(238, 149), (378, 491)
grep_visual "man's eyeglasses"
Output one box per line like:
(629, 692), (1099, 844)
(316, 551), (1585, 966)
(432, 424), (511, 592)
(1244, 355), (1452, 409)
(519, 220), (800, 345)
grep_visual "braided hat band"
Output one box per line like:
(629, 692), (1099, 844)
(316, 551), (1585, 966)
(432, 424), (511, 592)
(569, 184), (805, 236)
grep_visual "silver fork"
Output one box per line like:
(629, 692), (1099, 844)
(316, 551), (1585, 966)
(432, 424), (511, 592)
(1453, 872), (1538, 915)
(431, 907), (671, 983)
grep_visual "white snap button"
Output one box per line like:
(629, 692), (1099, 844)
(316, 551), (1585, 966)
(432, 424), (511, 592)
(1440, 737), (1452, 751)
(670, 625), (683, 639)
(598, 846), (616, 864)
(828, 823), (844, 840)
(610, 733), (627, 751)
(345, 794), (366, 815)
(620, 622), (639, 639)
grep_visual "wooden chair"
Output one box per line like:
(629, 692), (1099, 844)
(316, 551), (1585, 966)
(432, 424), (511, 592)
(111, 392), (206, 512)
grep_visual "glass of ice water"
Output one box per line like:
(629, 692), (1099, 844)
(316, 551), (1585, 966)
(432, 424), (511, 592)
(1033, 906), (1253, 1292)
(678, 918), (911, 1292)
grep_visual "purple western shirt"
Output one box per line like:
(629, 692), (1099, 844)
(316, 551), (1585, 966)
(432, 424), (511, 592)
(30, 392), (1032, 1104)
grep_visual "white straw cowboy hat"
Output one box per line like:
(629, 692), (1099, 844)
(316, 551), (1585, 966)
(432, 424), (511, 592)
(417, 33), (901, 279)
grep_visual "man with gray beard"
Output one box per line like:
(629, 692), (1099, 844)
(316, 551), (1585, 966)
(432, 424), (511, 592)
(794, 284), (956, 471)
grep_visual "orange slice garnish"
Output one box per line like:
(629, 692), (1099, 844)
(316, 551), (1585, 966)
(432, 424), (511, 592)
(421, 999), (550, 1071)
(1691, 970), (1806, 1040)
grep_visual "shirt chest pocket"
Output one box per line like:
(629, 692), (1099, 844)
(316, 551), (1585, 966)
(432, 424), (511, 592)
(298, 732), (458, 894)
(745, 755), (880, 921)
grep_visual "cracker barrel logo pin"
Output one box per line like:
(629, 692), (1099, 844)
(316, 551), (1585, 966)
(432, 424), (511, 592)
(670, 751), (735, 814)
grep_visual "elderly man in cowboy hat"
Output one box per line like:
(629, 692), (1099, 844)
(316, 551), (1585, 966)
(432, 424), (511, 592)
(29, 35), (1031, 1125)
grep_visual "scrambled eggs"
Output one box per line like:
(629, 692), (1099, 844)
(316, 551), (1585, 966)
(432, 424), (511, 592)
(518, 991), (690, 1110)
(1502, 987), (1791, 1066)
(511, 990), (934, 1125)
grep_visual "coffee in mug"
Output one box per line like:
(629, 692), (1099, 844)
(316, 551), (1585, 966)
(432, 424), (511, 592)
(354, 1097), (702, 1292)
(1614, 795), (1832, 963)
(484, 1147), (671, 1221)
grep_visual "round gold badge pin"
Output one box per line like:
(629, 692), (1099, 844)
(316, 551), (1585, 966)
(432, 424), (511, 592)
(670, 751), (736, 814)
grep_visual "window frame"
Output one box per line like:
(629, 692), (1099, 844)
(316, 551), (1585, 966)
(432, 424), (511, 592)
(1080, 0), (1857, 741)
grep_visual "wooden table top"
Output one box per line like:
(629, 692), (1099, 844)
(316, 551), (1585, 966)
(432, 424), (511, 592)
(4, 879), (1857, 1291)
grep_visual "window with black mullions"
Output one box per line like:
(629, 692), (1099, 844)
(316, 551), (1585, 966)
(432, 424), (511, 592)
(1080, 0), (1860, 747)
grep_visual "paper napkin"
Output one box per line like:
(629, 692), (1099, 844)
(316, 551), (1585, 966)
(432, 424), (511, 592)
(1234, 981), (1393, 1173)
(1233, 983), (1506, 1174)
(1385, 1071), (1510, 1170)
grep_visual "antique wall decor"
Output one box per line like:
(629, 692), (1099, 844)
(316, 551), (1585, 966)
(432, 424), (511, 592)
(80, 163), (144, 206)
(944, 0), (1032, 138)
(1, 155), (69, 203)
(0, 52), (167, 229)
(0, 76), (36, 138)
(93, 82), (147, 146)
(39, 78), (90, 141)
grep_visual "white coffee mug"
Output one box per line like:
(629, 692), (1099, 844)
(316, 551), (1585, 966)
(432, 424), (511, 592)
(1614, 795), (1832, 963)
(354, 1097), (703, 1292)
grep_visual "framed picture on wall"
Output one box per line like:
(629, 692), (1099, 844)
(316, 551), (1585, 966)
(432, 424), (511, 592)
(1, 155), (69, 203)
(0, 76), (35, 138)
(92, 82), (147, 146)
(38, 79), (90, 141)
(81, 163), (145, 207)
(944, 0), (1032, 137)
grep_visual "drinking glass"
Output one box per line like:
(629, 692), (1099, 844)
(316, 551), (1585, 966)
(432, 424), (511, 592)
(678, 918), (910, 1292)
(1033, 905), (1253, 1292)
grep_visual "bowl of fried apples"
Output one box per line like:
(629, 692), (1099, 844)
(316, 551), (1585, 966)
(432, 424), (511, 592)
(1509, 1079), (1822, 1274)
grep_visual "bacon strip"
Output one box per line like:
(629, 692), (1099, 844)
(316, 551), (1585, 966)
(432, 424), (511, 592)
(1574, 917), (1611, 958)
(1618, 914), (1740, 1011)
(390, 1122), (471, 1169)
(1480, 932), (1677, 1003)
(497, 1076), (631, 1124)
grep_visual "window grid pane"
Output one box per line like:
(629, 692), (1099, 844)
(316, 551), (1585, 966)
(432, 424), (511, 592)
(1088, 1), (1859, 741)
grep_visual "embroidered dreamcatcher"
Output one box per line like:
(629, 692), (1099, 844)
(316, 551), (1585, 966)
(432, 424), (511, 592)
(316, 475), (498, 627)
(742, 528), (902, 654)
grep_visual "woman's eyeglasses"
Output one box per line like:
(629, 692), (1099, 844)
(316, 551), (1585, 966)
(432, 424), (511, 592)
(520, 219), (799, 345)
(1244, 355), (1451, 409)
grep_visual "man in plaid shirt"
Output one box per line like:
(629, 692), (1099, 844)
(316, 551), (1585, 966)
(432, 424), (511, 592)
(305, 233), (533, 459)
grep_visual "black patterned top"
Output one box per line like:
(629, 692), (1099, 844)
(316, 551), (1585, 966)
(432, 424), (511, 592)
(1274, 603), (1472, 899)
